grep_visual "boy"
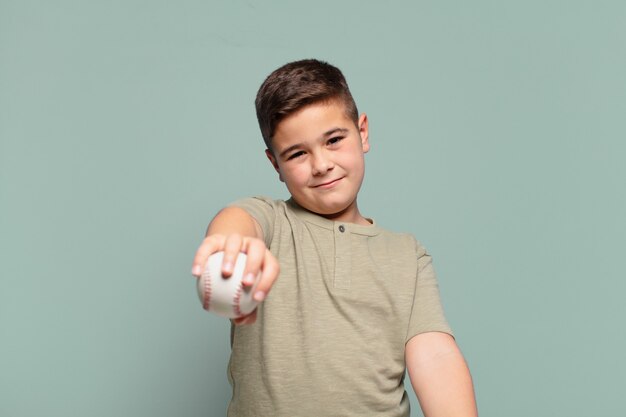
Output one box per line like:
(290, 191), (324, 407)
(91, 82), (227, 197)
(191, 59), (477, 416)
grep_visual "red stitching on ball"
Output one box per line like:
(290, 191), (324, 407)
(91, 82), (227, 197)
(202, 269), (212, 311)
(233, 282), (244, 317)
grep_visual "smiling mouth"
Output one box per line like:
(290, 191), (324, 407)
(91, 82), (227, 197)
(313, 177), (343, 188)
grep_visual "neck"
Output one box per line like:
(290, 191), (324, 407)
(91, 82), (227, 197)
(320, 202), (371, 226)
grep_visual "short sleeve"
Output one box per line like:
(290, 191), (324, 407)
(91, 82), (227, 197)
(228, 196), (277, 248)
(405, 240), (454, 343)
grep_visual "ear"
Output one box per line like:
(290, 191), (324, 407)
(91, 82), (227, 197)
(358, 113), (370, 153)
(265, 149), (284, 182)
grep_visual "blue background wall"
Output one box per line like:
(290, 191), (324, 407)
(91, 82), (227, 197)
(2, 1), (625, 416)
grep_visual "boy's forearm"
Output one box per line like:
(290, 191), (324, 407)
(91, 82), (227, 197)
(192, 206), (263, 279)
(206, 206), (262, 239)
(406, 332), (478, 417)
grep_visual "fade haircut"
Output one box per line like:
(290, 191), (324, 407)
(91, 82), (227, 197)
(255, 59), (359, 151)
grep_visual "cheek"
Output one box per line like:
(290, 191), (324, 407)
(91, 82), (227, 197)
(340, 152), (364, 171)
(282, 165), (308, 185)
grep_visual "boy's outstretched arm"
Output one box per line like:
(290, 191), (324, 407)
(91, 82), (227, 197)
(406, 332), (478, 417)
(191, 206), (279, 325)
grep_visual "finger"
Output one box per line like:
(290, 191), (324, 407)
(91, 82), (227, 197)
(191, 234), (226, 277)
(241, 239), (264, 287)
(222, 234), (243, 277)
(253, 251), (280, 302)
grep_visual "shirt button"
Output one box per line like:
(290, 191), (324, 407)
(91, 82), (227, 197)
(338, 225), (345, 233)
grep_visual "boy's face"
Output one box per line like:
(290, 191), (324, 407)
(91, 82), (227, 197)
(266, 100), (370, 224)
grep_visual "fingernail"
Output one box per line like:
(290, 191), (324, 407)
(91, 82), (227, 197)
(243, 273), (255, 286)
(253, 291), (265, 302)
(191, 265), (201, 276)
(223, 262), (233, 273)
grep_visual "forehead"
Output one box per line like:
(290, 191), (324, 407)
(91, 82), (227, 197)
(272, 101), (354, 144)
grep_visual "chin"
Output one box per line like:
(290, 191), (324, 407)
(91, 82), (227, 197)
(292, 192), (355, 216)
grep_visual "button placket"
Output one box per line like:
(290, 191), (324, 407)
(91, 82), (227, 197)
(333, 223), (351, 289)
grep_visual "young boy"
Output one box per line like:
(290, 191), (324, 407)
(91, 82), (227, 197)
(191, 59), (477, 416)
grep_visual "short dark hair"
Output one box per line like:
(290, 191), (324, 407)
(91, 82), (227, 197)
(255, 59), (359, 150)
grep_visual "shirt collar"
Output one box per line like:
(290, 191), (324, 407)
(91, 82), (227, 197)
(286, 198), (381, 236)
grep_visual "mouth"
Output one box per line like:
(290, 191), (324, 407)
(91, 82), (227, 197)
(312, 177), (343, 188)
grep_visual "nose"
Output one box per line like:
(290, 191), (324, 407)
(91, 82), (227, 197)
(311, 150), (334, 176)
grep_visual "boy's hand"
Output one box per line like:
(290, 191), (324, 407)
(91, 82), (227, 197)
(191, 233), (279, 325)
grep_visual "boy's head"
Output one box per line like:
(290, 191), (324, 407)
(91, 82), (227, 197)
(255, 59), (371, 224)
(255, 59), (359, 151)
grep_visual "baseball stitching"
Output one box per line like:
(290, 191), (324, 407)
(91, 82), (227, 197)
(202, 268), (212, 311)
(233, 282), (244, 317)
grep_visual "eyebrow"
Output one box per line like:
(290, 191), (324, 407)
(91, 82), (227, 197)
(278, 127), (350, 159)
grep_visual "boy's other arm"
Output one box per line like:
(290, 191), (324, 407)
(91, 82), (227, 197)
(191, 206), (279, 325)
(406, 332), (478, 417)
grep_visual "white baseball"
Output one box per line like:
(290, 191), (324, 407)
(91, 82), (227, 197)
(197, 252), (259, 318)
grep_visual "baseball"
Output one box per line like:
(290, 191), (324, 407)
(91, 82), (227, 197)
(197, 251), (259, 318)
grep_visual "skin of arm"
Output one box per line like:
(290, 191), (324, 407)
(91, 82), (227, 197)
(191, 206), (279, 325)
(405, 332), (478, 417)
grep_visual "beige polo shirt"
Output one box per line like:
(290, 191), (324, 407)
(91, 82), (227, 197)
(227, 197), (452, 417)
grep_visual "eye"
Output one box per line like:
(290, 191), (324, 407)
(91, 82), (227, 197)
(287, 150), (305, 160)
(328, 136), (344, 145)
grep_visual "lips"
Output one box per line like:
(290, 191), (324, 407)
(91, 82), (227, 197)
(313, 177), (343, 188)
